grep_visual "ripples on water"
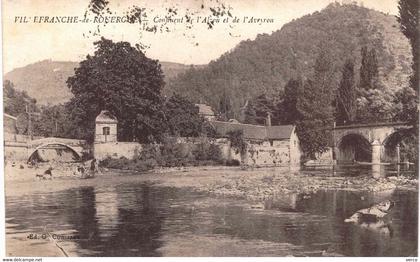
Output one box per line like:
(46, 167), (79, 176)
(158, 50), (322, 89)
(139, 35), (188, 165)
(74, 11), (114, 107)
(5, 170), (418, 257)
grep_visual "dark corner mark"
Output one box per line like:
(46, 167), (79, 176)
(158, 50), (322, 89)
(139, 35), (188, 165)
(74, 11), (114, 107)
(83, 0), (238, 49)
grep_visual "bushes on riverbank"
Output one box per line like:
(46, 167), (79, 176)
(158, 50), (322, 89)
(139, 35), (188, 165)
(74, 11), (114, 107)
(99, 137), (230, 172)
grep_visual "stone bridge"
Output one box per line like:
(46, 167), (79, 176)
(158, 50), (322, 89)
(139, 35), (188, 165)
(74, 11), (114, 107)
(332, 122), (412, 164)
(4, 134), (89, 162)
(28, 137), (88, 160)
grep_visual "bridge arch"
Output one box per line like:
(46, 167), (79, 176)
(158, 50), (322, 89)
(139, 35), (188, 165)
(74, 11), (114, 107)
(28, 142), (82, 162)
(333, 122), (412, 164)
(335, 133), (372, 164)
(381, 129), (414, 163)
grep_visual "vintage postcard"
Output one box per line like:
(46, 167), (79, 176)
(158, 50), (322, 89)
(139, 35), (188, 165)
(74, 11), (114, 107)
(2, 0), (419, 258)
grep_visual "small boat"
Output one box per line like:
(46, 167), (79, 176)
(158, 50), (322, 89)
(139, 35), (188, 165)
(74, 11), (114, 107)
(344, 200), (394, 223)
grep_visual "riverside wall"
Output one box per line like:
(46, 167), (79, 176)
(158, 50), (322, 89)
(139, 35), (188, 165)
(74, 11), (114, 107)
(93, 137), (301, 168)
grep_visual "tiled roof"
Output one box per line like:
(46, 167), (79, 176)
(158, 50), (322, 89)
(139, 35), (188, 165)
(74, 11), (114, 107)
(96, 110), (118, 123)
(266, 125), (295, 140)
(211, 121), (295, 140)
(195, 104), (215, 116)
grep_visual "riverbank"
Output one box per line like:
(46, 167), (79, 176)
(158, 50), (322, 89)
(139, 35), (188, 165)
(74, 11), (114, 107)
(5, 164), (418, 202)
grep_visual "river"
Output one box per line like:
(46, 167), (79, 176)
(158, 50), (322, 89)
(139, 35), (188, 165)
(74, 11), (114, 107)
(5, 167), (418, 257)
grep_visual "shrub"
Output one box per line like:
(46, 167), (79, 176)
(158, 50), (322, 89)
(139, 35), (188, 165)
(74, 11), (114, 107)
(100, 138), (226, 172)
(192, 141), (223, 163)
(138, 144), (161, 164)
(227, 129), (247, 155)
(99, 156), (130, 169)
(207, 144), (222, 162)
(99, 156), (153, 172)
(225, 159), (240, 166)
(192, 142), (209, 161)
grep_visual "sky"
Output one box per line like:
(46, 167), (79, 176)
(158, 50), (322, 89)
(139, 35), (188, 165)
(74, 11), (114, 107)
(3, 0), (400, 73)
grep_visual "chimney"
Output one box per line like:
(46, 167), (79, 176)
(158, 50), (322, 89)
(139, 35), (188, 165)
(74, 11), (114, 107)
(266, 112), (272, 126)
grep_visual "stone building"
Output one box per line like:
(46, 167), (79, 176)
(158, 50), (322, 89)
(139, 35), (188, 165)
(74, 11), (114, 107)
(95, 110), (118, 143)
(4, 113), (18, 134)
(211, 121), (301, 167)
(93, 109), (301, 167)
(195, 104), (216, 121)
(94, 110), (142, 160)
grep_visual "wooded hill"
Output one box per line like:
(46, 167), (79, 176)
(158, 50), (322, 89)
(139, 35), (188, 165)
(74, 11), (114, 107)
(4, 60), (203, 105)
(167, 3), (412, 117)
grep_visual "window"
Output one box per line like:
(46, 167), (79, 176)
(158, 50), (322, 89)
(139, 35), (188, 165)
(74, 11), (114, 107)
(103, 126), (110, 135)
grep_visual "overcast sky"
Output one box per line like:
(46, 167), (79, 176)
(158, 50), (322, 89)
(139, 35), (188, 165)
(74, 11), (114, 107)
(3, 0), (400, 73)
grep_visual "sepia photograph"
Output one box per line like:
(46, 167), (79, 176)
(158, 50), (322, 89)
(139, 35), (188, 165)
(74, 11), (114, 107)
(1, 0), (419, 258)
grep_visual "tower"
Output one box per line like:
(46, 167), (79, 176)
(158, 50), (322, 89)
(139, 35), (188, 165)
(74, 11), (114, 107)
(95, 110), (118, 143)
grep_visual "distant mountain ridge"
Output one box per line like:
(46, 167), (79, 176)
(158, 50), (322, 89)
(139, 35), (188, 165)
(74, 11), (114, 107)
(4, 60), (204, 105)
(4, 3), (412, 110)
(167, 3), (413, 116)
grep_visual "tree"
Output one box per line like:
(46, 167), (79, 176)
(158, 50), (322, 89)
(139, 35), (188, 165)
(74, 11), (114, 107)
(393, 87), (419, 166)
(356, 47), (397, 123)
(164, 94), (215, 137)
(3, 80), (40, 136)
(242, 100), (258, 125)
(296, 49), (335, 158)
(336, 59), (357, 124)
(31, 104), (81, 138)
(243, 94), (274, 125)
(397, 0), (419, 171)
(3, 80), (37, 117)
(218, 91), (234, 121)
(227, 129), (247, 155)
(32, 105), (64, 137)
(356, 88), (397, 122)
(277, 78), (303, 124)
(296, 80), (334, 158)
(393, 87), (418, 123)
(359, 47), (379, 91)
(398, 0), (419, 90)
(67, 37), (166, 142)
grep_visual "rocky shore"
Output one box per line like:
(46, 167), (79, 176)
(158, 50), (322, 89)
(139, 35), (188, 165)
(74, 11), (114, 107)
(5, 162), (418, 203)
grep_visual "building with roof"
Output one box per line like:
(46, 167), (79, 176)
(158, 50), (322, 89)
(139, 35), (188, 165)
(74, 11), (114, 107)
(95, 110), (118, 143)
(4, 113), (18, 135)
(211, 121), (301, 167)
(92, 108), (301, 167)
(94, 110), (143, 160)
(195, 104), (216, 121)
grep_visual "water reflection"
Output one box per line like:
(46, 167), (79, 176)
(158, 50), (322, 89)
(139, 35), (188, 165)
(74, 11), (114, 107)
(5, 179), (418, 257)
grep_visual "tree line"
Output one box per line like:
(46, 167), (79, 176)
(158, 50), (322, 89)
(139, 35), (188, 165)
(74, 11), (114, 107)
(3, 38), (214, 143)
(4, 0), (418, 162)
(238, 0), (418, 160)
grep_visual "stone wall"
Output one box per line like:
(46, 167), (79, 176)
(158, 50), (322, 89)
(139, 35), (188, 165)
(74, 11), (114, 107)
(245, 140), (291, 167)
(304, 148), (334, 166)
(4, 141), (28, 162)
(93, 137), (301, 168)
(94, 142), (143, 160)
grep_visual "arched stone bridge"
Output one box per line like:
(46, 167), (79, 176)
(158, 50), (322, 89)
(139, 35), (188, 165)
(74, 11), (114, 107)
(4, 135), (89, 162)
(28, 137), (88, 161)
(332, 122), (412, 164)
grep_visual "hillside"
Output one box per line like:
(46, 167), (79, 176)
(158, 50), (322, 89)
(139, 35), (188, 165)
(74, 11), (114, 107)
(4, 60), (202, 105)
(167, 3), (412, 116)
